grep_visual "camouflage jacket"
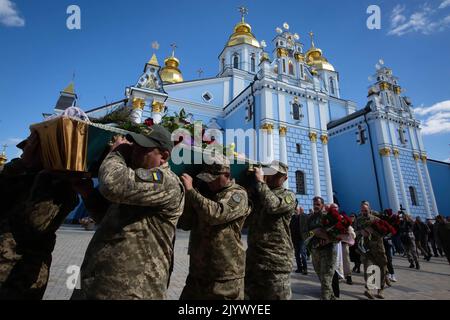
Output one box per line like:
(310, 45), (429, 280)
(0, 159), (79, 251)
(178, 180), (250, 281)
(0, 159), (78, 299)
(356, 212), (382, 240)
(79, 151), (185, 300)
(246, 182), (296, 273)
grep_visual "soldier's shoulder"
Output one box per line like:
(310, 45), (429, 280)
(135, 167), (165, 184)
(229, 182), (248, 195)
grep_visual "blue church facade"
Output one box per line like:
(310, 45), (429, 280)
(51, 11), (449, 216)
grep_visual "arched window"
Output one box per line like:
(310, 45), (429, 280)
(329, 77), (336, 95)
(292, 103), (303, 121)
(288, 60), (294, 75)
(251, 54), (256, 72)
(409, 186), (418, 206)
(282, 60), (286, 73)
(222, 58), (225, 71)
(233, 55), (239, 69)
(296, 171), (306, 195)
(300, 65), (304, 78)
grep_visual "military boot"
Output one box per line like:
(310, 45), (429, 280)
(375, 289), (385, 299)
(364, 290), (375, 300)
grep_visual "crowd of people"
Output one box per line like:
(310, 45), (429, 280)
(290, 199), (450, 299)
(0, 125), (449, 301)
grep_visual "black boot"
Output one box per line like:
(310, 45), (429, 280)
(409, 261), (415, 268)
(416, 261), (420, 270)
(332, 272), (340, 298)
(346, 276), (353, 285)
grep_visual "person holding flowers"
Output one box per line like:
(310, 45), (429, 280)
(355, 201), (392, 300)
(306, 197), (352, 300)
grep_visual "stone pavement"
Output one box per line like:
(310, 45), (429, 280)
(44, 225), (450, 300)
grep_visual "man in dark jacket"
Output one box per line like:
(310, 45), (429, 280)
(435, 215), (450, 265)
(414, 216), (432, 261)
(290, 203), (308, 275)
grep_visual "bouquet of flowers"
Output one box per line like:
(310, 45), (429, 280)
(371, 219), (397, 237)
(382, 208), (401, 233)
(305, 207), (353, 250)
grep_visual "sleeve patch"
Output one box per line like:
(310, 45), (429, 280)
(135, 168), (164, 183)
(285, 194), (294, 204)
(228, 193), (243, 208)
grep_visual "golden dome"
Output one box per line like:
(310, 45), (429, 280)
(305, 32), (335, 72)
(160, 54), (184, 84)
(0, 154), (7, 166)
(226, 20), (260, 48)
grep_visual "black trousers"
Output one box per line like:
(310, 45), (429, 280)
(383, 239), (395, 275)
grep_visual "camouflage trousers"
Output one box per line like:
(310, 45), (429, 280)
(180, 275), (244, 300)
(403, 237), (419, 265)
(311, 243), (337, 300)
(244, 270), (291, 300)
(361, 237), (388, 290)
(0, 229), (52, 300)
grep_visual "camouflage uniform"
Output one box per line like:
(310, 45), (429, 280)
(356, 212), (388, 290)
(307, 210), (337, 300)
(0, 159), (79, 299)
(245, 181), (296, 300)
(399, 219), (419, 267)
(178, 180), (250, 300)
(78, 150), (185, 300)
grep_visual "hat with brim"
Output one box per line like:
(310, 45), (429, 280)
(262, 160), (288, 176)
(125, 124), (174, 152)
(196, 172), (221, 183)
(126, 132), (161, 149)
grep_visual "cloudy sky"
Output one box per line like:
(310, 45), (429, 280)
(0, 0), (449, 162)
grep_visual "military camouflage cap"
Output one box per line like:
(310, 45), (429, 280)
(262, 160), (289, 176)
(126, 124), (174, 152)
(196, 153), (231, 183)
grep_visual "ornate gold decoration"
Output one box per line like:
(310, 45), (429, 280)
(279, 126), (287, 136)
(261, 123), (274, 133)
(260, 52), (270, 63)
(413, 153), (420, 161)
(421, 154), (427, 163)
(392, 148), (400, 158)
(309, 132), (318, 143)
(305, 31), (335, 72)
(320, 135), (328, 145)
(63, 82), (75, 94)
(394, 86), (402, 94)
(152, 101), (164, 113)
(147, 54), (159, 66)
(132, 98), (145, 110)
(277, 48), (288, 58)
(294, 53), (304, 62)
(225, 8), (260, 49)
(379, 147), (391, 157)
(160, 43), (184, 84)
(379, 82), (389, 91)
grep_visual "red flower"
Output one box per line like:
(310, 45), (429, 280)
(144, 118), (154, 127)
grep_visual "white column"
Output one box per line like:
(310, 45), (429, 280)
(260, 123), (274, 165)
(413, 154), (432, 218)
(310, 132), (321, 197)
(321, 135), (334, 203)
(151, 101), (164, 124)
(421, 155), (439, 216)
(267, 127), (274, 162)
(130, 98), (145, 124)
(393, 149), (410, 213)
(279, 126), (289, 188)
(380, 148), (400, 211)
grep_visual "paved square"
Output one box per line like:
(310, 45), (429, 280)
(43, 226), (450, 300)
